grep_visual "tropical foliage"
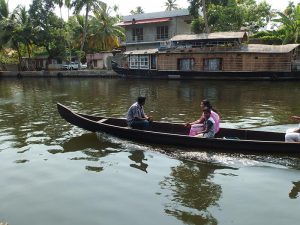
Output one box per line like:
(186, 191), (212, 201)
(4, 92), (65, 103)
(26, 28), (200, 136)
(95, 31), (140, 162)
(0, 0), (124, 70)
(165, 0), (179, 11)
(88, 2), (125, 51)
(188, 0), (272, 33)
(273, 2), (300, 44)
(250, 2), (300, 45)
(130, 6), (144, 15)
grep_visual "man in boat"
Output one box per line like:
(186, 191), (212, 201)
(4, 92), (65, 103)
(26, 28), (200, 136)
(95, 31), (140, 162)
(195, 107), (215, 138)
(285, 116), (300, 142)
(127, 96), (153, 129)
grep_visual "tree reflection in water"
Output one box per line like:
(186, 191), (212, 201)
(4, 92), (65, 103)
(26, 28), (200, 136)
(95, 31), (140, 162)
(159, 162), (228, 225)
(62, 133), (121, 172)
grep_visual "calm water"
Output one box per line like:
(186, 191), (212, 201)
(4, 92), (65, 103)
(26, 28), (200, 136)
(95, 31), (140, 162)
(0, 78), (300, 225)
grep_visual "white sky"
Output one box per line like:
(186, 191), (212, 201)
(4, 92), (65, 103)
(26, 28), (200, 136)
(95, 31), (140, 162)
(8, 0), (300, 18)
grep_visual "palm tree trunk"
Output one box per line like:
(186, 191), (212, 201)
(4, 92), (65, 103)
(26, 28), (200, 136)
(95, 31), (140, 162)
(202, 0), (209, 33)
(78, 4), (89, 69)
(60, 7), (63, 20)
(13, 40), (23, 71)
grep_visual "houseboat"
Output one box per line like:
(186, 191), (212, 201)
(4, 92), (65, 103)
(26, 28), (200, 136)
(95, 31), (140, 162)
(112, 32), (300, 80)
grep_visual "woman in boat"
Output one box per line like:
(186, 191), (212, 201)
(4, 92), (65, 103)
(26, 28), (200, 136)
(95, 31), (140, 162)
(285, 115), (300, 142)
(195, 107), (215, 138)
(127, 96), (153, 129)
(186, 99), (220, 136)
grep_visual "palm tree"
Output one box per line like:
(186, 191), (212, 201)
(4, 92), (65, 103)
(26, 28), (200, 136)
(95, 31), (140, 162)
(130, 6), (144, 15)
(202, 0), (209, 33)
(65, 0), (71, 20)
(71, 0), (104, 65)
(54, 0), (64, 20)
(274, 3), (300, 44)
(0, 0), (10, 69)
(88, 2), (124, 51)
(164, 0), (179, 11)
(0, 5), (26, 70)
(0, 0), (9, 20)
(14, 6), (34, 59)
(65, 14), (85, 61)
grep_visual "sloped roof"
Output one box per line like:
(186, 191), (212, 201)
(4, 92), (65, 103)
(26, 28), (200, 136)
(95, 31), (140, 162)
(121, 18), (171, 26)
(123, 44), (299, 55)
(170, 32), (248, 41)
(124, 49), (158, 55)
(122, 9), (190, 22)
(241, 44), (299, 53)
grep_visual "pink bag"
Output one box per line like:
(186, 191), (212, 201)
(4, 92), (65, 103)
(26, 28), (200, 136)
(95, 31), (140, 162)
(189, 124), (204, 136)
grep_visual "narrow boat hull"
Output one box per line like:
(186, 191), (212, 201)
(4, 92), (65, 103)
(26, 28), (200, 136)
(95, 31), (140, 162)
(57, 103), (300, 154)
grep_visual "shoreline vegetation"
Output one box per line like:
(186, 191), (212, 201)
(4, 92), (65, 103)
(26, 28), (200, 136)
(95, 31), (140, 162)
(0, 0), (299, 72)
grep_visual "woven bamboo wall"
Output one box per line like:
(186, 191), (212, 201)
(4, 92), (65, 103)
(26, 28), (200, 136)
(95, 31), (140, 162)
(157, 52), (292, 72)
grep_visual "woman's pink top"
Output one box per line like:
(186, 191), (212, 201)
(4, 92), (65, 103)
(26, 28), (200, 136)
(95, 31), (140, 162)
(210, 110), (220, 133)
(189, 110), (220, 136)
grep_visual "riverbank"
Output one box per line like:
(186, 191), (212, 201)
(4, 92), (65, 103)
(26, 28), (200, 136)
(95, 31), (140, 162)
(0, 69), (118, 78)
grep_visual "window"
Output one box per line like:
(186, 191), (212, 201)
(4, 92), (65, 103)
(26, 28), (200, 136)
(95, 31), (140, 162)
(129, 55), (139, 69)
(139, 55), (149, 69)
(203, 58), (222, 71)
(93, 60), (97, 68)
(178, 58), (195, 71)
(132, 28), (143, 41)
(129, 55), (149, 69)
(156, 26), (168, 40)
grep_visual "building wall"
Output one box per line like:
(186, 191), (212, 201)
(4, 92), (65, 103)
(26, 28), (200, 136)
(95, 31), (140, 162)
(124, 16), (191, 51)
(157, 52), (292, 72)
(86, 52), (113, 69)
(169, 16), (191, 36)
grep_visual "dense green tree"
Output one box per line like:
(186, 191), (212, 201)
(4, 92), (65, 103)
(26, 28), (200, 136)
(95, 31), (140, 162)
(188, 0), (272, 33)
(188, 0), (229, 33)
(0, 7), (27, 69)
(250, 30), (285, 45)
(0, 2), (36, 69)
(29, 0), (66, 68)
(165, 0), (179, 11)
(67, 15), (85, 52)
(208, 0), (243, 32)
(130, 6), (144, 15)
(237, 0), (272, 32)
(191, 17), (205, 34)
(14, 6), (35, 59)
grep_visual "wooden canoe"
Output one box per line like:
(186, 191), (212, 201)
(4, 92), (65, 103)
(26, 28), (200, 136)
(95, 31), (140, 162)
(57, 103), (300, 154)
